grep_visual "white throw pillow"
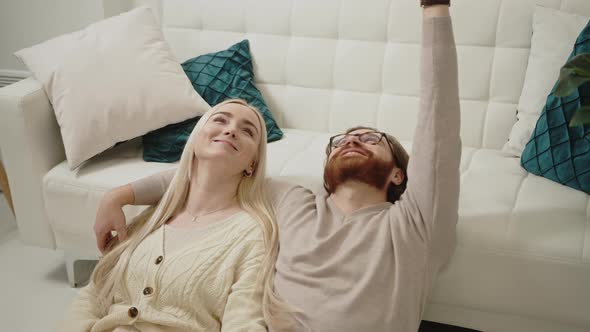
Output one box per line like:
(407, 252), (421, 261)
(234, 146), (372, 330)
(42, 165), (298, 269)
(503, 6), (589, 157)
(15, 6), (210, 169)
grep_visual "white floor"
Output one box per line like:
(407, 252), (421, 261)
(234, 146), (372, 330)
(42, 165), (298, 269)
(0, 193), (79, 332)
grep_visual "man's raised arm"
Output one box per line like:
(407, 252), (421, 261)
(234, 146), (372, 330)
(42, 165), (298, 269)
(393, 4), (461, 260)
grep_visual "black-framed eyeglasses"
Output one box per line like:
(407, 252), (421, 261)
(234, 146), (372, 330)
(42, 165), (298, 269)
(328, 131), (395, 156)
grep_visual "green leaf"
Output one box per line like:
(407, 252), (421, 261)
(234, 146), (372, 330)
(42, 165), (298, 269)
(569, 105), (590, 127)
(554, 53), (590, 97)
(563, 53), (590, 72)
(555, 68), (590, 96)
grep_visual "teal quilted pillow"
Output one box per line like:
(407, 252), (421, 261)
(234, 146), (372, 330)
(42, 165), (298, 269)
(521, 21), (590, 194)
(143, 40), (282, 162)
(143, 117), (200, 163)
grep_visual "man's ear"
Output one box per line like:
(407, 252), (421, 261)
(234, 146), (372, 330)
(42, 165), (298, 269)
(389, 167), (404, 186)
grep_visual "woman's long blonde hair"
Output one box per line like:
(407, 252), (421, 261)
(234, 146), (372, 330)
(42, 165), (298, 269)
(91, 99), (292, 328)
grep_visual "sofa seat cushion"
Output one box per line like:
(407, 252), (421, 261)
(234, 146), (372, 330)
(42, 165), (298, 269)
(44, 128), (589, 257)
(440, 149), (590, 327)
(460, 149), (590, 260)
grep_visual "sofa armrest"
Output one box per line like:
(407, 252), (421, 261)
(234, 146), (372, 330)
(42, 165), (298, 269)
(0, 78), (66, 248)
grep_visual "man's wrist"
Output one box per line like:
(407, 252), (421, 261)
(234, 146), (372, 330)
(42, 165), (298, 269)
(108, 185), (134, 206)
(422, 3), (450, 17)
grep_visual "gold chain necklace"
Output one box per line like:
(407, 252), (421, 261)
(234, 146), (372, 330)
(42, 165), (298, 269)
(186, 200), (237, 222)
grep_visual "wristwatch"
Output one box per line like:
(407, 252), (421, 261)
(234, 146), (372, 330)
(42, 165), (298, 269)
(420, 0), (451, 7)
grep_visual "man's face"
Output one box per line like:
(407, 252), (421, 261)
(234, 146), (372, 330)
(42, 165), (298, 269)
(327, 129), (394, 164)
(324, 129), (396, 193)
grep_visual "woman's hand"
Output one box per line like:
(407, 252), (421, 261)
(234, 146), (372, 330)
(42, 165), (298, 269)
(94, 186), (133, 253)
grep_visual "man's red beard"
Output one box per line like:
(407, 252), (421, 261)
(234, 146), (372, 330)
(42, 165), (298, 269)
(324, 148), (395, 194)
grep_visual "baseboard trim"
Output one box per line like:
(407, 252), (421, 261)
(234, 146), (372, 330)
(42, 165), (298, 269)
(0, 69), (30, 77)
(0, 69), (30, 88)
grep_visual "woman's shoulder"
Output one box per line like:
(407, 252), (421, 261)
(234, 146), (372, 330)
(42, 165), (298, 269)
(219, 212), (266, 262)
(224, 211), (265, 242)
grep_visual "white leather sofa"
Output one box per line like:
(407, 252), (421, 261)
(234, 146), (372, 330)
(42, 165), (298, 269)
(0, 1), (589, 331)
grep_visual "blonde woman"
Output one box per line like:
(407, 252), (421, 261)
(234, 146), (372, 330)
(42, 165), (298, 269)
(61, 99), (287, 332)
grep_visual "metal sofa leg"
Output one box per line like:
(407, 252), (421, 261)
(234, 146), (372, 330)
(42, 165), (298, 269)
(64, 251), (99, 288)
(64, 252), (78, 288)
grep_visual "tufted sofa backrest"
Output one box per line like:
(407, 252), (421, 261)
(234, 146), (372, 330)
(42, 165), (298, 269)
(139, 0), (590, 150)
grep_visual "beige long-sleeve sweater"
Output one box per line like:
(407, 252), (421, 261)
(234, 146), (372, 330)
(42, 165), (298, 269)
(130, 15), (460, 332)
(61, 212), (267, 332)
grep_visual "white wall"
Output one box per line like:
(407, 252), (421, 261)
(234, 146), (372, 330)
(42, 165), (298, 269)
(0, 0), (123, 72)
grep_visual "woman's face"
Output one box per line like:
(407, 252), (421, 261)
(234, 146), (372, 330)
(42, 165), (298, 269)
(193, 102), (262, 175)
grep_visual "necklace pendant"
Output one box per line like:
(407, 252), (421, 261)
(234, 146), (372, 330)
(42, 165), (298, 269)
(191, 215), (198, 223)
